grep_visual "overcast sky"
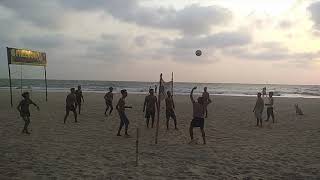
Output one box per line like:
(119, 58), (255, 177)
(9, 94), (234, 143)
(0, 0), (320, 84)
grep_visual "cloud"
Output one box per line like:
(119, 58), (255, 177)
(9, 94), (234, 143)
(169, 31), (251, 49)
(224, 42), (320, 62)
(278, 20), (293, 29)
(0, 0), (65, 28)
(308, 1), (320, 30)
(19, 34), (65, 50)
(60, 0), (232, 35)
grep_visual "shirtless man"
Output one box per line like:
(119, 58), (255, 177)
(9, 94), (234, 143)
(75, 85), (84, 114)
(202, 87), (212, 118)
(17, 92), (40, 134)
(64, 88), (78, 124)
(104, 87), (114, 116)
(165, 91), (177, 130)
(253, 92), (264, 127)
(116, 89), (132, 136)
(143, 89), (158, 128)
(189, 87), (209, 144)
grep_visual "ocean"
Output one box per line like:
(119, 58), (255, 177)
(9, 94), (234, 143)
(0, 79), (320, 98)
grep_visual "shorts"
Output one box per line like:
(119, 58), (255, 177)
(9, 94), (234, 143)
(145, 110), (155, 119)
(119, 111), (129, 125)
(20, 111), (30, 117)
(66, 105), (76, 112)
(76, 98), (82, 105)
(105, 100), (112, 106)
(190, 117), (204, 129)
(166, 109), (176, 120)
(254, 110), (263, 119)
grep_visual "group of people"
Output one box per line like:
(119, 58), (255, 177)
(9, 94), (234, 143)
(16, 85), (213, 144)
(253, 88), (275, 127)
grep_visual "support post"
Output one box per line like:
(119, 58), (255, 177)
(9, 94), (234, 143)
(155, 73), (162, 144)
(44, 66), (48, 102)
(135, 128), (139, 166)
(7, 47), (13, 107)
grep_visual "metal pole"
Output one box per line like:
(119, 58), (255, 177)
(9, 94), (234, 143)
(8, 64), (13, 107)
(135, 128), (139, 166)
(20, 64), (22, 94)
(155, 73), (162, 144)
(44, 66), (48, 102)
(7, 47), (13, 107)
(171, 72), (173, 96)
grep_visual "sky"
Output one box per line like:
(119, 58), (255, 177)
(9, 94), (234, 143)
(0, 0), (320, 84)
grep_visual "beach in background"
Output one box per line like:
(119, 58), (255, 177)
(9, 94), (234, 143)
(0, 90), (319, 179)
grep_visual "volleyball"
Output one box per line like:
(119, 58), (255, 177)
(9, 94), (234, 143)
(195, 50), (202, 56)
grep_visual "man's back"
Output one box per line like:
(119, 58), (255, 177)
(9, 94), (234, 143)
(165, 97), (174, 110)
(145, 95), (157, 110)
(193, 102), (205, 118)
(66, 93), (76, 106)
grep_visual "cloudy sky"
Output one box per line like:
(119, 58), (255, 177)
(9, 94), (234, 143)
(0, 0), (320, 84)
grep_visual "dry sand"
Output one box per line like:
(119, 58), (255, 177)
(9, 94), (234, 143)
(0, 90), (319, 179)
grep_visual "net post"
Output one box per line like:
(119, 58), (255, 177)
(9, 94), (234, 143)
(155, 73), (162, 144)
(44, 66), (48, 102)
(7, 47), (13, 107)
(135, 128), (139, 166)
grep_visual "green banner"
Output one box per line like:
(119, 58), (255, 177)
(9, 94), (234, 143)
(7, 47), (47, 66)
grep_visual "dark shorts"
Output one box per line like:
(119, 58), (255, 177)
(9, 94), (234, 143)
(105, 101), (112, 106)
(66, 105), (76, 112)
(190, 117), (204, 129)
(166, 109), (176, 120)
(119, 111), (129, 125)
(76, 98), (82, 105)
(20, 111), (30, 117)
(267, 107), (274, 116)
(145, 110), (155, 119)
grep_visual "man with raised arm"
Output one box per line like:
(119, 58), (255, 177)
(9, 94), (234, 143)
(189, 86), (208, 144)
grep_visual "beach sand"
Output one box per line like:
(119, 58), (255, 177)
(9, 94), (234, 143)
(0, 90), (319, 179)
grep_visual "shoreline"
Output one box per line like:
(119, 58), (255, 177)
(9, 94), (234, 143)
(1, 88), (320, 99)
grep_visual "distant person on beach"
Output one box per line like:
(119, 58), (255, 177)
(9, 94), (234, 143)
(104, 87), (114, 116)
(75, 85), (84, 114)
(116, 89), (132, 136)
(17, 92), (40, 134)
(165, 91), (177, 130)
(253, 92), (264, 127)
(155, 85), (158, 94)
(64, 88), (78, 124)
(202, 87), (212, 118)
(262, 87), (267, 97)
(143, 89), (158, 128)
(189, 87), (209, 144)
(265, 92), (275, 123)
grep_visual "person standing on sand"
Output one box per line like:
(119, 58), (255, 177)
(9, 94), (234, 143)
(189, 87), (209, 144)
(64, 88), (78, 124)
(262, 87), (267, 98)
(165, 91), (177, 130)
(253, 92), (264, 127)
(155, 85), (158, 94)
(75, 85), (84, 115)
(116, 89), (132, 136)
(265, 91), (275, 123)
(104, 87), (114, 116)
(143, 89), (158, 128)
(17, 92), (40, 134)
(202, 87), (212, 118)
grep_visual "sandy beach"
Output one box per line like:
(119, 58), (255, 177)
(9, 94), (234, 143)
(0, 90), (319, 179)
